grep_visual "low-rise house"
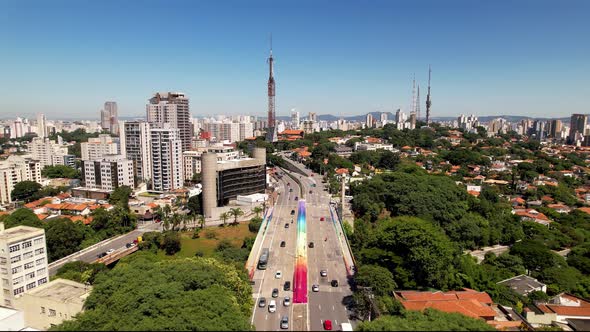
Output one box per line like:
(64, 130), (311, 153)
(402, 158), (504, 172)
(524, 293), (590, 328)
(334, 145), (353, 157)
(497, 275), (547, 296)
(513, 208), (552, 226)
(547, 204), (571, 214)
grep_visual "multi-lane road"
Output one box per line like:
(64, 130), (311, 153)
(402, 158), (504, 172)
(250, 156), (354, 331)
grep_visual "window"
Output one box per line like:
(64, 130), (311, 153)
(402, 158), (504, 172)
(13, 286), (24, 296)
(22, 241), (32, 248)
(9, 244), (20, 253)
(38, 277), (47, 285)
(0, 257), (6, 265)
(13, 276), (23, 285)
(34, 237), (44, 245)
(26, 282), (36, 290)
(25, 272), (35, 280)
(41, 307), (45, 314)
(48, 309), (56, 317)
(11, 266), (22, 274)
(36, 268), (46, 276)
(24, 262), (34, 270)
(34, 248), (45, 255)
(35, 258), (45, 266)
(10, 255), (21, 263)
(3, 289), (9, 296)
(23, 251), (33, 259)
(0, 268), (5, 275)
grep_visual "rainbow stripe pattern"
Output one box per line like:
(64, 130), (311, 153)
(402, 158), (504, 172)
(293, 200), (308, 303)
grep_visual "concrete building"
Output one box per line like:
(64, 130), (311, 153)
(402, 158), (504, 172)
(497, 274), (547, 296)
(569, 114), (587, 145)
(81, 155), (134, 191)
(15, 278), (91, 330)
(28, 137), (71, 168)
(0, 156), (42, 206)
(0, 306), (25, 331)
(366, 113), (374, 128)
(239, 122), (254, 141)
(100, 101), (119, 135)
(119, 121), (152, 184)
(182, 146), (240, 180)
(36, 114), (46, 139)
(147, 92), (192, 151)
(150, 125), (183, 192)
(291, 110), (300, 129)
(201, 148), (266, 218)
(0, 223), (49, 308)
(81, 134), (118, 161)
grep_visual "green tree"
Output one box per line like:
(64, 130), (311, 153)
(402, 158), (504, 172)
(355, 265), (397, 296)
(251, 206), (263, 218)
(220, 212), (230, 227)
(197, 214), (206, 229)
(229, 208), (244, 225)
(55, 261), (107, 285)
(187, 194), (202, 216)
(356, 309), (495, 331)
(11, 180), (42, 202)
(108, 186), (132, 210)
(0, 208), (44, 229)
(44, 218), (87, 262)
(41, 165), (80, 179)
(161, 231), (181, 255)
(510, 239), (565, 273)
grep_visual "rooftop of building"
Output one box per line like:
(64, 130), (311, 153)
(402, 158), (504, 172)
(24, 278), (91, 305)
(0, 224), (44, 241)
(497, 274), (546, 295)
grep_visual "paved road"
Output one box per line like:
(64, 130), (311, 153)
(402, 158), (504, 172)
(49, 222), (162, 276)
(251, 157), (354, 331)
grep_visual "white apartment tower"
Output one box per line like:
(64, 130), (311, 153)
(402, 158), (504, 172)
(80, 134), (118, 161)
(100, 101), (119, 135)
(119, 121), (152, 183)
(150, 125), (183, 192)
(81, 155), (134, 191)
(239, 122), (254, 141)
(146, 92), (192, 152)
(36, 114), (47, 138)
(0, 156), (42, 205)
(291, 110), (300, 129)
(0, 223), (49, 308)
(366, 113), (374, 128)
(28, 138), (70, 168)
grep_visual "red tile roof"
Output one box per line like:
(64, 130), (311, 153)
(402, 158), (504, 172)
(578, 207), (590, 215)
(395, 290), (496, 320)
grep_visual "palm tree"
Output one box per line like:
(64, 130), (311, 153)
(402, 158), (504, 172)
(163, 204), (172, 219)
(229, 208), (244, 225)
(252, 206), (263, 218)
(197, 214), (206, 229)
(171, 213), (182, 231)
(219, 212), (230, 227)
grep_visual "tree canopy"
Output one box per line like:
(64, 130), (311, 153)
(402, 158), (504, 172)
(11, 180), (42, 202)
(42, 165), (80, 179)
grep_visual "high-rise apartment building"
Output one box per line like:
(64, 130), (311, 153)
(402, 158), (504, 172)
(81, 155), (134, 191)
(239, 122), (254, 141)
(308, 112), (317, 122)
(569, 114), (587, 144)
(36, 114), (46, 139)
(150, 125), (183, 192)
(0, 223), (49, 308)
(100, 102), (119, 135)
(366, 113), (374, 128)
(146, 92), (192, 151)
(291, 110), (300, 129)
(119, 121), (152, 183)
(28, 138), (71, 168)
(0, 156), (42, 205)
(549, 119), (563, 139)
(80, 134), (118, 161)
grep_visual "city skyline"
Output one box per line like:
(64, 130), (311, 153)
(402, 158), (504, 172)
(1, 0), (589, 119)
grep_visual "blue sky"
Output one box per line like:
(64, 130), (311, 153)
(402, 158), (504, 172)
(0, 0), (588, 119)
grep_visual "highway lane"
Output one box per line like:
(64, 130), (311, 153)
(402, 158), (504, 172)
(252, 174), (301, 331)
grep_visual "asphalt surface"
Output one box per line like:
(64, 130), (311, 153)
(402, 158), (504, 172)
(251, 157), (353, 331)
(48, 222), (162, 276)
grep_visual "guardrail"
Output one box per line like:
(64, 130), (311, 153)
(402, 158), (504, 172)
(330, 202), (357, 276)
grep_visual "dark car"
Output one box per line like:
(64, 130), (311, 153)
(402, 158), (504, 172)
(97, 252), (107, 258)
(284, 281), (291, 291)
(272, 288), (279, 298)
(309, 242), (314, 248)
(258, 297), (267, 308)
(280, 241), (286, 247)
(289, 188), (293, 192)
(291, 210), (295, 215)
(309, 190), (312, 194)
(284, 223), (289, 228)
(294, 196), (299, 201)
(331, 279), (339, 287)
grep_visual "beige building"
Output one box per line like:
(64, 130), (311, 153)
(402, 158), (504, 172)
(80, 134), (118, 161)
(0, 223), (48, 308)
(0, 155), (42, 206)
(15, 278), (91, 330)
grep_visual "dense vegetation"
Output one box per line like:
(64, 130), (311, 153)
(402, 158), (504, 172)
(52, 253), (253, 331)
(41, 165), (81, 179)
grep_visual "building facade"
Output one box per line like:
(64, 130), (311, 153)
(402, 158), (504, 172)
(0, 156), (42, 205)
(147, 92), (192, 151)
(81, 155), (134, 191)
(150, 126), (183, 192)
(119, 121), (152, 184)
(28, 138), (71, 168)
(80, 134), (118, 161)
(100, 101), (119, 135)
(569, 114), (587, 144)
(0, 223), (49, 308)
(182, 146), (240, 180)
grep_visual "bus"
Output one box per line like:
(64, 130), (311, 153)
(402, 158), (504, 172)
(257, 248), (270, 270)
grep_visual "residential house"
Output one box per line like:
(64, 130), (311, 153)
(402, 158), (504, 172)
(497, 275), (547, 296)
(513, 208), (552, 226)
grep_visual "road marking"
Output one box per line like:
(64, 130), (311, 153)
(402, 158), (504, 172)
(318, 304), (321, 311)
(332, 305), (335, 311)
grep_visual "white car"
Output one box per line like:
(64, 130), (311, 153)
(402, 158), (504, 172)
(106, 249), (115, 255)
(312, 284), (319, 292)
(275, 271), (282, 279)
(320, 270), (327, 277)
(283, 296), (291, 306)
(268, 300), (277, 313)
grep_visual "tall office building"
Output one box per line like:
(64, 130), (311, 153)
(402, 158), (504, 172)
(100, 102), (119, 135)
(81, 134), (118, 161)
(81, 155), (134, 191)
(150, 125), (183, 192)
(549, 119), (563, 139)
(119, 121), (152, 183)
(36, 114), (46, 138)
(291, 110), (300, 129)
(0, 223), (49, 308)
(146, 92), (192, 152)
(569, 114), (587, 144)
